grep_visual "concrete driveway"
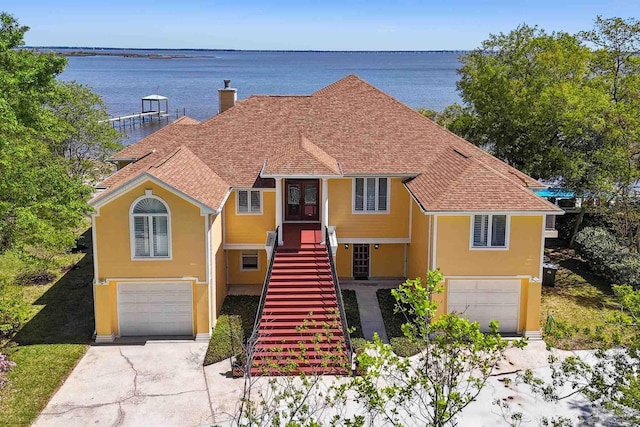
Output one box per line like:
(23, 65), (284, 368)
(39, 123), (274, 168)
(34, 341), (240, 427)
(35, 340), (616, 427)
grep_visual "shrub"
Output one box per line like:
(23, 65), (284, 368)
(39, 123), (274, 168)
(390, 337), (424, 357)
(0, 280), (30, 339)
(203, 315), (244, 366)
(574, 227), (640, 288)
(0, 353), (16, 389)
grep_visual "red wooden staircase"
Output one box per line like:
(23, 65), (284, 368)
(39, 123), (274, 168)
(249, 225), (351, 376)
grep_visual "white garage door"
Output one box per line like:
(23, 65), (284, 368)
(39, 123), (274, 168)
(447, 279), (520, 333)
(118, 282), (193, 336)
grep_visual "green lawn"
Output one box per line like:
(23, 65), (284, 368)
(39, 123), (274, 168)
(376, 288), (406, 339)
(541, 245), (624, 350)
(0, 229), (94, 426)
(219, 295), (260, 340)
(341, 290), (364, 339)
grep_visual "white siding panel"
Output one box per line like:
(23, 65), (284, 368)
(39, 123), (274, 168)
(447, 279), (520, 333)
(118, 282), (193, 336)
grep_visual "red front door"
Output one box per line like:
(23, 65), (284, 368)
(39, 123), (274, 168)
(285, 180), (319, 221)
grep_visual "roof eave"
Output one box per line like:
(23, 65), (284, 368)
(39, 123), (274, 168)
(90, 173), (218, 215)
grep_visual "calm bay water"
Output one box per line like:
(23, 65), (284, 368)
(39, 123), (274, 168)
(57, 49), (463, 144)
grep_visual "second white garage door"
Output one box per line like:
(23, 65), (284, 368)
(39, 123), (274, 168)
(447, 279), (521, 333)
(118, 282), (193, 336)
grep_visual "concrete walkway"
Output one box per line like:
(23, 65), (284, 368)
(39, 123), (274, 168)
(341, 280), (401, 343)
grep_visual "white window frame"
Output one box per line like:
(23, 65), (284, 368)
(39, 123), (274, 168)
(469, 214), (510, 250)
(129, 193), (172, 260)
(236, 189), (263, 215)
(240, 250), (260, 271)
(352, 177), (391, 214)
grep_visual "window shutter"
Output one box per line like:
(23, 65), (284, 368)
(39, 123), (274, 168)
(473, 215), (488, 246)
(491, 215), (507, 247)
(250, 190), (261, 213)
(378, 178), (388, 211)
(355, 178), (364, 211)
(366, 178), (376, 211)
(134, 216), (150, 256)
(153, 216), (169, 256)
(237, 190), (248, 212)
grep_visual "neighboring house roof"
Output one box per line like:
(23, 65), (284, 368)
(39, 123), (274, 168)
(95, 75), (560, 213)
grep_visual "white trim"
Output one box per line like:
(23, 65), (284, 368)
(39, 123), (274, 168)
(337, 237), (410, 244)
(423, 210), (563, 216)
(91, 213), (100, 285)
(91, 173), (216, 214)
(427, 214), (432, 271)
(445, 275), (531, 279)
(204, 215), (211, 288)
(195, 333), (212, 342)
(538, 215), (545, 281)
(95, 333), (115, 343)
(260, 174), (340, 179)
(321, 178), (329, 239)
(352, 177), (391, 214)
(345, 173), (417, 178)
(240, 250), (260, 271)
(102, 276), (205, 284)
(216, 189), (233, 213)
(224, 243), (265, 250)
(235, 189), (263, 215)
(469, 214), (510, 251)
(208, 216), (215, 329)
(275, 178), (283, 244)
(129, 193), (173, 261)
(116, 281), (195, 338)
(408, 195), (413, 241)
(432, 215), (438, 270)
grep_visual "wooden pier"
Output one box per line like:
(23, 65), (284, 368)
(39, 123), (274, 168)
(102, 94), (183, 129)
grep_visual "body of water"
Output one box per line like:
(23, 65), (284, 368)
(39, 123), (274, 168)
(56, 49), (464, 143)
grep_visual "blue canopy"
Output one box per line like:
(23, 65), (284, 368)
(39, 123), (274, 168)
(535, 188), (575, 198)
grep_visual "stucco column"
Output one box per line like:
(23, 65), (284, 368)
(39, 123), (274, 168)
(275, 178), (284, 245)
(322, 178), (329, 238)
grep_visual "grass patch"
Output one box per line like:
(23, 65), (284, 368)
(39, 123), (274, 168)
(376, 288), (423, 356)
(376, 288), (406, 339)
(203, 315), (244, 366)
(341, 290), (364, 339)
(541, 246), (626, 350)
(0, 229), (94, 426)
(219, 295), (260, 340)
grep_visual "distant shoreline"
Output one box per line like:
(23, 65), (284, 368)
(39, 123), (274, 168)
(56, 51), (191, 59)
(27, 46), (468, 54)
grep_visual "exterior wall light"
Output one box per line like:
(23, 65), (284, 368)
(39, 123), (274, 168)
(374, 244), (379, 250)
(344, 244), (349, 250)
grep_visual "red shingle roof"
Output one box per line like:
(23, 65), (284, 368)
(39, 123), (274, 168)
(94, 75), (558, 213)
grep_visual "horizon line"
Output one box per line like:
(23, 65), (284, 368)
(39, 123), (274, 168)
(26, 45), (470, 53)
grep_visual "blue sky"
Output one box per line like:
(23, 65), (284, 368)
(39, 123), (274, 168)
(6, 0), (639, 50)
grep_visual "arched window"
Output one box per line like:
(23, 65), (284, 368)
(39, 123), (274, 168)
(130, 196), (170, 258)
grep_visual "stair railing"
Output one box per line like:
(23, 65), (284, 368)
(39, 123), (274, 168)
(325, 226), (353, 370)
(247, 226), (279, 373)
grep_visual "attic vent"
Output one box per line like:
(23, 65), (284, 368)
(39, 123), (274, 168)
(453, 148), (471, 158)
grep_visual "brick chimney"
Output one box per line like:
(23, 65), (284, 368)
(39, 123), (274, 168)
(218, 79), (237, 113)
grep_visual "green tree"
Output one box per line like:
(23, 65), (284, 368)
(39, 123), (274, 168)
(47, 81), (122, 183)
(433, 19), (640, 247)
(0, 12), (102, 255)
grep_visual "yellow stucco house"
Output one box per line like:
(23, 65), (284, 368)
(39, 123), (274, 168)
(89, 75), (562, 358)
